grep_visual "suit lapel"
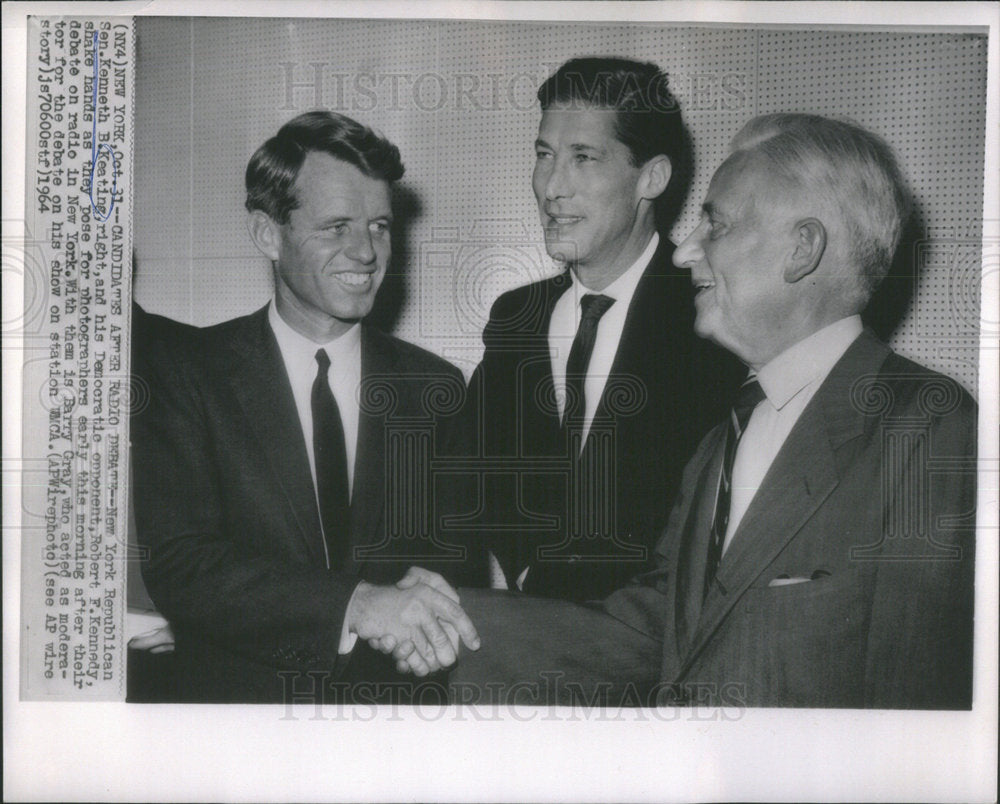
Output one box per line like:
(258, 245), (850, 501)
(349, 326), (394, 557)
(674, 331), (889, 679)
(593, 241), (679, 423)
(541, 273), (572, 387)
(227, 307), (326, 563)
(679, 404), (841, 674)
(522, 274), (572, 442)
(670, 425), (727, 658)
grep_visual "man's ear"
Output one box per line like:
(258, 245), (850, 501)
(246, 210), (281, 263)
(637, 155), (672, 201)
(783, 217), (827, 284)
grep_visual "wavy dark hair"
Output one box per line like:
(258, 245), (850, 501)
(537, 57), (690, 231)
(245, 110), (404, 224)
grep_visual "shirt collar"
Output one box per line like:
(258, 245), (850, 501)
(756, 315), (863, 410)
(570, 231), (658, 304)
(268, 300), (362, 375)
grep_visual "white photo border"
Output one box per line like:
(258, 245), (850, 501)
(3, 2), (998, 802)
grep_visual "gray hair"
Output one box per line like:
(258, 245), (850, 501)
(730, 113), (910, 308)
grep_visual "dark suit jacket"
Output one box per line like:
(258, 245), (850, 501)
(458, 238), (743, 600)
(450, 331), (977, 709)
(132, 302), (200, 349)
(128, 303), (200, 612)
(132, 305), (468, 701)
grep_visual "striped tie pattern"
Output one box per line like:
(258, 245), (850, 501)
(703, 374), (765, 598)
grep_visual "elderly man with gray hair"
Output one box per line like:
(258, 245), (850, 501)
(399, 112), (978, 709)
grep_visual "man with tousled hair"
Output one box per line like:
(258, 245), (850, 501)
(132, 110), (480, 702)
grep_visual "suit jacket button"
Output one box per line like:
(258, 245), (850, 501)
(666, 684), (689, 705)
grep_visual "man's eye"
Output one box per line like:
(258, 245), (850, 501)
(324, 223), (349, 235)
(370, 221), (390, 235)
(574, 153), (594, 163)
(535, 151), (552, 160)
(708, 219), (726, 239)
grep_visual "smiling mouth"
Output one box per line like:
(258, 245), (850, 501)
(693, 279), (716, 294)
(333, 272), (374, 287)
(546, 214), (583, 228)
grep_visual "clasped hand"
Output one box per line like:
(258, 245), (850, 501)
(348, 567), (480, 676)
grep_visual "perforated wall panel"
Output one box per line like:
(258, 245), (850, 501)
(133, 19), (987, 392)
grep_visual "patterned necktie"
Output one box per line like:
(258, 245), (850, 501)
(312, 348), (350, 569)
(703, 374), (765, 598)
(562, 293), (615, 437)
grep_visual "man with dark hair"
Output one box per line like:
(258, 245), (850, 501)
(244, 110), (406, 223)
(132, 110), (479, 702)
(535, 56), (690, 231)
(436, 113), (977, 709)
(460, 57), (742, 601)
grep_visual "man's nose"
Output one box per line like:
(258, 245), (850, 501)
(347, 229), (377, 264)
(543, 157), (573, 201)
(672, 222), (706, 269)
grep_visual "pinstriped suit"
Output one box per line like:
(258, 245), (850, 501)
(451, 331), (977, 708)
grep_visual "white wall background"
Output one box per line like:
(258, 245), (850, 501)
(132, 18), (988, 393)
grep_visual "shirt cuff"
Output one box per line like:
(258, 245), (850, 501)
(516, 565), (530, 591)
(338, 584), (362, 654)
(487, 551), (509, 590)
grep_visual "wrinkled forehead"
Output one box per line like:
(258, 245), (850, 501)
(708, 148), (802, 218)
(713, 149), (769, 190)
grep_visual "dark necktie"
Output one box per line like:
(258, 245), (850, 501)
(562, 293), (615, 437)
(522, 292), (614, 598)
(703, 375), (765, 598)
(312, 348), (350, 569)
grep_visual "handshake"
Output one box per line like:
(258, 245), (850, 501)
(346, 566), (481, 676)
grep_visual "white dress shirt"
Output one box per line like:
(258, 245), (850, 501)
(548, 232), (658, 445)
(268, 301), (362, 500)
(723, 315), (863, 555)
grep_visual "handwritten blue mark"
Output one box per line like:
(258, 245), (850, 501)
(88, 30), (117, 221)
